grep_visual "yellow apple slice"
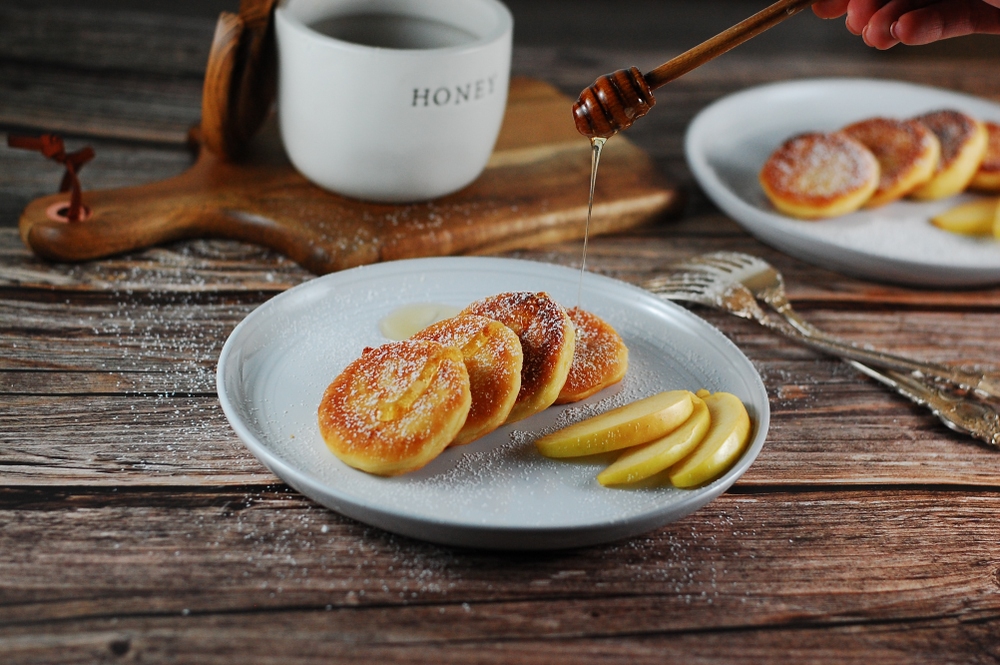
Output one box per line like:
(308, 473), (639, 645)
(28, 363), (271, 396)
(994, 198), (1000, 239)
(535, 390), (694, 458)
(667, 392), (751, 489)
(597, 393), (710, 486)
(931, 198), (999, 236)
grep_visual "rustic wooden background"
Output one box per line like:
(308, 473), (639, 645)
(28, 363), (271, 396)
(1, 1), (999, 663)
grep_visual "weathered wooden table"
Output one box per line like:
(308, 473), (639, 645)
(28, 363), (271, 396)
(2, 1), (999, 662)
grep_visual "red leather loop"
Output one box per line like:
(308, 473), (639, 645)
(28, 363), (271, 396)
(8, 134), (94, 222)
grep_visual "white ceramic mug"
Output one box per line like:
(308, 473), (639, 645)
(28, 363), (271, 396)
(275, 0), (513, 203)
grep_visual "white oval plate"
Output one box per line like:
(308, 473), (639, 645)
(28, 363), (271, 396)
(217, 257), (769, 549)
(686, 78), (1000, 287)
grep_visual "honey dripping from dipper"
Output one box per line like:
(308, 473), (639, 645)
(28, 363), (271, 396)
(572, 66), (655, 306)
(570, 0), (819, 299)
(578, 135), (605, 305)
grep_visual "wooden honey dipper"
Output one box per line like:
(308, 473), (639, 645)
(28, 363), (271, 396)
(573, 0), (819, 138)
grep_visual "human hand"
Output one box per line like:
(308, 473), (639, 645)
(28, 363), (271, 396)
(812, 0), (1000, 48)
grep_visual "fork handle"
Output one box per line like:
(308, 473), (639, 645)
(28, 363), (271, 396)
(772, 302), (1000, 400)
(765, 315), (1000, 447)
(845, 360), (1000, 448)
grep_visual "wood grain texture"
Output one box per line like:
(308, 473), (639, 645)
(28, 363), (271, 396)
(1, 490), (998, 663)
(3, 383), (1000, 487)
(2, 222), (999, 491)
(4, 625), (999, 665)
(17, 78), (681, 273)
(4, 2), (1000, 662)
(200, 0), (278, 159)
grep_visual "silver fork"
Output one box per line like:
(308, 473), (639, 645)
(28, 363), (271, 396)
(674, 251), (1000, 401)
(643, 270), (1000, 447)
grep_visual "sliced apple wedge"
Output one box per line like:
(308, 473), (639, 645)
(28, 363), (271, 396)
(931, 198), (999, 236)
(597, 393), (710, 486)
(535, 390), (694, 458)
(667, 392), (751, 489)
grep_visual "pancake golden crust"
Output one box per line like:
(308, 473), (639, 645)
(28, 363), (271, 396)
(969, 121), (1000, 192)
(759, 132), (880, 219)
(317, 340), (471, 476)
(556, 307), (628, 404)
(413, 314), (523, 445)
(910, 109), (988, 200)
(841, 117), (940, 207)
(461, 291), (575, 423)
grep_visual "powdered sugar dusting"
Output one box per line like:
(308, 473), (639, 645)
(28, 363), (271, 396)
(842, 117), (937, 195)
(692, 78), (1000, 284)
(219, 257), (768, 547)
(461, 291), (573, 419)
(318, 340), (469, 469)
(413, 314), (522, 444)
(763, 132), (877, 200)
(917, 109), (978, 165)
(560, 307), (627, 400)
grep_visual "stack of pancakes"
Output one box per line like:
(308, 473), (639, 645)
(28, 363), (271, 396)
(317, 292), (629, 476)
(760, 110), (1000, 219)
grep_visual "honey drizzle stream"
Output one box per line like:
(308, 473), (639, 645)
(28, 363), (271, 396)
(578, 136), (607, 307)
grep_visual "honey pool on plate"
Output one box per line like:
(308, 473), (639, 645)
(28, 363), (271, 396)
(216, 257), (770, 548)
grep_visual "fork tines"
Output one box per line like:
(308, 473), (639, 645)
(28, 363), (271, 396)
(644, 273), (713, 291)
(643, 272), (725, 302)
(675, 251), (762, 275)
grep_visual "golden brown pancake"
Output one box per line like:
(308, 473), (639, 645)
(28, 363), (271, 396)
(317, 340), (470, 476)
(461, 292), (575, 423)
(759, 132), (879, 219)
(413, 314), (523, 445)
(969, 120), (1000, 192)
(556, 307), (628, 404)
(909, 109), (987, 200)
(841, 117), (940, 207)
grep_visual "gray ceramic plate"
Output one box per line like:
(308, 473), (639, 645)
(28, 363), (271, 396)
(686, 78), (1000, 287)
(217, 257), (769, 549)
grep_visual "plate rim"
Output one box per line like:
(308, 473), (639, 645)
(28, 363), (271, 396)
(684, 76), (1000, 287)
(216, 256), (770, 549)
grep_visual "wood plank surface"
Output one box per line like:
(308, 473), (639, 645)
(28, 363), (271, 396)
(1, 490), (998, 663)
(3, 1), (1000, 662)
(16, 78), (681, 273)
(1, 224), (1000, 489)
(3, 389), (1000, 486)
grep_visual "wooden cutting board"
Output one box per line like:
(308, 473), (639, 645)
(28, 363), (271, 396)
(18, 77), (682, 275)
